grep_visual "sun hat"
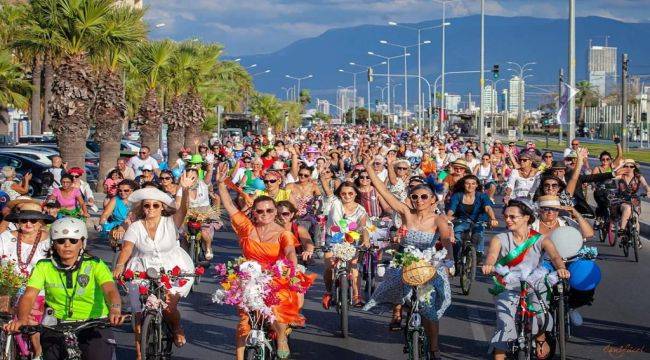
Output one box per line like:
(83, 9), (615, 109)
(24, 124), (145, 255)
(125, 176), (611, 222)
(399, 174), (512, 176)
(537, 195), (563, 210)
(306, 146), (319, 154)
(128, 188), (176, 208)
(563, 149), (578, 158)
(622, 159), (637, 167)
(141, 164), (153, 171)
(7, 196), (41, 210)
(450, 159), (471, 172)
(188, 154), (204, 164)
(5, 201), (55, 224)
(550, 161), (567, 170)
(271, 160), (288, 171)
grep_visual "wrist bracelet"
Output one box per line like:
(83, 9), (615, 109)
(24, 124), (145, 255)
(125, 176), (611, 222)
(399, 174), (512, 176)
(115, 263), (125, 268)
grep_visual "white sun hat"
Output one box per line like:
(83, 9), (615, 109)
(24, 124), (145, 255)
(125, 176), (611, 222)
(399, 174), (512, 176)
(128, 188), (176, 208)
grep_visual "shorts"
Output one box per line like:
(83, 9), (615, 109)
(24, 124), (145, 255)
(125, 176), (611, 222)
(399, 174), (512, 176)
(41, 326), (116, 360)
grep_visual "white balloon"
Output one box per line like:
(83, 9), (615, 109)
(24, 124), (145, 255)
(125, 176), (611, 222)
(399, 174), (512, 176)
(549, 226), (583, 259)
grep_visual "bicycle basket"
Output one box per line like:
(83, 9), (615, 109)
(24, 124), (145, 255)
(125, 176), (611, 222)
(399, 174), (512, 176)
(401, 260), (436, 286)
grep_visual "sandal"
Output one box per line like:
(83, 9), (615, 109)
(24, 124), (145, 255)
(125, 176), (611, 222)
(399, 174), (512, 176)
(535, 337), (551, 360)
(276, 338), (290, 359)
(389, 315), (402, 331)
(172, 328), (186, 348)
(322, 292), (332, 310)
(352, 296), (365, 307)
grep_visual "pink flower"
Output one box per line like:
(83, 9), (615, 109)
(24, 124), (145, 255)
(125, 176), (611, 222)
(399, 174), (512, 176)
(214, 263), (227, 277)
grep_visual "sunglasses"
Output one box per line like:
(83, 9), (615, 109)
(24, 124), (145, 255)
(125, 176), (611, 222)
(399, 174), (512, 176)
(358, 175), (370, 180)
(397, 167), (409, 171)
(142, 169), (152, 173)
(139, 151), (148, 155)
(143, 203), (161, 209)
(117, 188), (132, 193)
(19, 219), (39, 224)
(54, 238), (80, 245)
(279, 211), (292, 217)
(160, 176), (172, 180)
(540, 207), (559, 213)
(71, 175), (80, 178)
(410, 193), (430, 201)
(571, 143), (579, 147)
(263, 179), (278, 184)
(623, 165), (636, 169)
(298, 173), (311, 178)
(255, 208), (276, 215)
(543, 155), (553, 159)
(520, 159), (531, 163)
(503, 215), (524, 221)
(543, 183), (560, 189)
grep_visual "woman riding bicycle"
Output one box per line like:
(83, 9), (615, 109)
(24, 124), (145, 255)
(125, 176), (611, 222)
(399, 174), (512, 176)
(4, 217), (124, 360)
(286, 165), (321, 233)
(112, 174), (194, 359)
(98, 179), (139, 247)
(216, 163), (313, 360)
(475, 153), (498, 202)
(482, 199), (570, 360)
(503, 152), (539, 204)
(48, 174), (89, 219)
(362, 153), (453, 360)
(0, 198), (55, 358)
(612, 159), (650, 238)
(446, 175), (499, 260)
(276, 200), (315, 264)
(176, 166), (217, 260)
(532, 195), (594, 239)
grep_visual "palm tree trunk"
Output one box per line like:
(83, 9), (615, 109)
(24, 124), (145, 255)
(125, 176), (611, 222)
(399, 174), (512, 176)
(30, 55), (43, 135)
(137, 89), (162, 153)
(0, 105), (9, 135)
(167, 126), (184, 167)
(184, 126), (200, 149)
(99, 141), (120, 189)
(42, 55), (53, 132)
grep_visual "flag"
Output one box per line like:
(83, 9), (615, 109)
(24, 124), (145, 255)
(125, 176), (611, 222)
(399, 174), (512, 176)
(556, 82), (579, 124)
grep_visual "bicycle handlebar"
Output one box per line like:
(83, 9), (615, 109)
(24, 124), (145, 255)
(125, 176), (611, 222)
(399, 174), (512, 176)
(19, 315), (131, 335)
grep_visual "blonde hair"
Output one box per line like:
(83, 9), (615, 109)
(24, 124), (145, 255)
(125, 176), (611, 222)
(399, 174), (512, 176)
(393, 159), (410, 170)
(2, 166), (15, 179)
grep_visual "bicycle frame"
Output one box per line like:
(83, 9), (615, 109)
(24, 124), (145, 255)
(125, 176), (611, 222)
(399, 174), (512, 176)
(244, 311), (274, 358)
(403, 285), (428, 359)
(512, 280), (551, 358)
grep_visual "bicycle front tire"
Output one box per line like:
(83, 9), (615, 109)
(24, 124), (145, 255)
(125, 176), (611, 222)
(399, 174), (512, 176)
(244, 346), (264, 360)
(1, 329), (17, 360)
(410, 330), (420, 360)
(631, 225), (640, 263)
(339, 273), (349, 338)
(557, 292), (567, 360)
(141, 313), (173, 360)
(460, 245), (476, 296)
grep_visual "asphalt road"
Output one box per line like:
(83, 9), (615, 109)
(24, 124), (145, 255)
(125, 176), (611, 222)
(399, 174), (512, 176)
(85, 202), (650, 360)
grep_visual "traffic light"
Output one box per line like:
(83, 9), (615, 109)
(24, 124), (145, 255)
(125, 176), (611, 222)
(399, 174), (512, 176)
(492, 64), (499, 79)
(368, 67), (374, 82)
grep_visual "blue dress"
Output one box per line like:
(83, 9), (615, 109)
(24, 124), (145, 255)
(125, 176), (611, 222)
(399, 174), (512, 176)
(363, 230), (451, 321)
(101, 197), (130, 235)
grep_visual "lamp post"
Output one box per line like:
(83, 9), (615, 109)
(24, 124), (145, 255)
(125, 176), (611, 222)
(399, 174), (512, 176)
(507, 61), (536, 139)
(479, 0), (485, 143)
(380, 40), (429, 127)
(350, 61), (387, 127)
(389, 21), (449, 130)
(285, 74), (313, 103)
(368, 51), (410, 120)
(338, 69), (365, 125)
(281, 87), (293, 101)
(252, 69), (271, 77)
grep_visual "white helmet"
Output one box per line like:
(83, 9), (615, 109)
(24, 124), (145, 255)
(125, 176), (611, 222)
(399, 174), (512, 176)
(50, 217), (88, 241)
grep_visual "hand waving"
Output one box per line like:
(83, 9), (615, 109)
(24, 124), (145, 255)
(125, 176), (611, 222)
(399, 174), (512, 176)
(178, 172), (195, 189)
(215, 162), (229, 183)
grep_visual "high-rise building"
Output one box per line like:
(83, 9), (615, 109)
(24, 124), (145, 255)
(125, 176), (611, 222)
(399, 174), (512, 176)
(501, 89), (509, 113)
(317, 99), (330, 115)
(445, 93), (461, 112)
(482, 85), (498, 114)
(356, 97), (365, 109)
(114, 0), (144, 8)
(509, 76), (525, 113)
(337, 88), (356, 115)
(588, 45), (617, 96)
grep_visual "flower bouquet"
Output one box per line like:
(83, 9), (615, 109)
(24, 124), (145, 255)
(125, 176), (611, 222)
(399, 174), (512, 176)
(0, 256), (28, 313)
(119, 266), (204, 309)
(212, 258), (313, 322)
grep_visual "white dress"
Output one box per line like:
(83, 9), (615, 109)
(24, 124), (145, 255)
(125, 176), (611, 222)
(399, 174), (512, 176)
(123, 217), (195, 310)
(0, 230), (50, 276)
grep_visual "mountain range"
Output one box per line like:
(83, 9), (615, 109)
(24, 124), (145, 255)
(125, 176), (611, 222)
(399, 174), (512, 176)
(238, 15), (650, 110)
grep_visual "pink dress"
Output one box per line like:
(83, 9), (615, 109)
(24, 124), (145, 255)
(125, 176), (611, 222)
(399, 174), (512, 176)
(52, 188), (82, 210)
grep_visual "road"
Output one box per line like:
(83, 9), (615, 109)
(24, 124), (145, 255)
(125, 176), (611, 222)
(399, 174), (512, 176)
(86, 204), (650, 360)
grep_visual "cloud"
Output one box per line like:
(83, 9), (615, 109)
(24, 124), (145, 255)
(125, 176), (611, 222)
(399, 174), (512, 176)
(145, 0), (650, 55)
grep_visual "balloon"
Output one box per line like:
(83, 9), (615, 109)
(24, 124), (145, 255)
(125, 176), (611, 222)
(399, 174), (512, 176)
(549, 226), (583, 259)
(250, 178), (266, 191)
(332, 233), (344, 244)
(348, 231), (360, 240)
(542, 260), (555, 272)
(568, 259), (601, 291)
(348, 221), (358, 231)
(171, 168), (183, 179)
(330, 225), (341, 233)
(338, 219), (348, 229)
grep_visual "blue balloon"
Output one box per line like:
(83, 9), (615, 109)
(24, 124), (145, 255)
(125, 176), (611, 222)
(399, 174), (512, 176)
(250, 178), (266, 191)
(331, 233), (344, 244)
(568, 259), (601, 291)
(171, 167), (183, 180)
(542, 260), (555, 272)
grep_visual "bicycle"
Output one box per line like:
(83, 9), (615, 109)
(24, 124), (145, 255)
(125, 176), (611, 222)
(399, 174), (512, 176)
(618, 195), (644, 262)
(594, 193), (616, 246)
(17, 317), (130, 360)
(453, 219), (486, 296)
(243, 310), (282, 360)
(550, 279), (569, 360)
(509, 279), (554, 360)
(122, 267), (197, 360)
(185, 217), (218, 291)
(360, 218), (392, 301)
(1, 312), (20, 360)
(402, 284), (429, 360)
(323, 244), (358, 338)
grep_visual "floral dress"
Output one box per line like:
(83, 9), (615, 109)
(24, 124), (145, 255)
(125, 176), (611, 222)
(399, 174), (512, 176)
(363, 230), (451, 321)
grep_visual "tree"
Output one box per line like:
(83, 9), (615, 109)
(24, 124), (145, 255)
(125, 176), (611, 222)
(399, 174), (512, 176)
(313, 111), (331, 123)
(0, 50), (31, 134)
(92, 5), (146, 189)
(575, 81), (599, 129)
(250, 93), (282, 129)
(299, 88), (311, 112)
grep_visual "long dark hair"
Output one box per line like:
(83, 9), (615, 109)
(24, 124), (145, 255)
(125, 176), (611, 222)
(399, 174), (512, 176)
(451, 175), (483, 194)
(334, 181), (361, 203)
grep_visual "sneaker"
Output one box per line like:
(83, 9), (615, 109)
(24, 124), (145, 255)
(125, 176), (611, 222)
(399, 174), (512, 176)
(322, 292), (332, 310)
(569, 309), (583, 327)
(205, 249), (214, 260)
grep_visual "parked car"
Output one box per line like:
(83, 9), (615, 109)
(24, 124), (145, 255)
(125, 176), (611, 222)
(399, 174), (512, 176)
(18, 134), (56, 144)
(24, 144), (100, 165)
(0, 134), (14, 146)
(0, 153), (50, 196)
(0, 147), (53, 166)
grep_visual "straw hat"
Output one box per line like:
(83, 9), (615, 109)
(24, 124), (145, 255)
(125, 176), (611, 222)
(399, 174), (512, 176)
(622, 159), (637, 167)
(128, 188), (176, 208)
(537, 195), (563, 210)
(450, 159), (471, 172)
(5, 201), (55, 224)
(7, 196), (41, 210)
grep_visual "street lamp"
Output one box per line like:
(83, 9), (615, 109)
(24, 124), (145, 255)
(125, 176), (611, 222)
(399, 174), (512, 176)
(435, 0), (456, 135)
(252, 69), (271, 77)
(507, 61), (536, 139)
(349, 61), (387, 127)
(154, 23), (166, 28)
(379, 40), (429, 126)
(245, 64), (257, 70)
(281, 87), (293, 100)
(339, 69), (366, 125)
(368, 51), (410, 120)
(285, 74), (313, 103)
(389, 21), (449, 129)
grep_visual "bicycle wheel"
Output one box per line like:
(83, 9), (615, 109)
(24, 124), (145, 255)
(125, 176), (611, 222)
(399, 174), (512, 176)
(1, 329), (16, 360)
(631, 223), (640, 263)
(189, 235), (201, 291)
(244, 346), (263, 360)
(460, 244), (476, 296)
(556, 291), (567, 360)
(607, 222), (617, 247)
(365, 255), (373, 302)
(622, 232), (630, 258)
(339, 273), (349, 338)
(141, 314), (173, 360)
(410, 330), (420, 360)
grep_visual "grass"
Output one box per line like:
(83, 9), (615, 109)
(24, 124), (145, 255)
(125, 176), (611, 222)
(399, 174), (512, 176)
(517, 140), (650, 163)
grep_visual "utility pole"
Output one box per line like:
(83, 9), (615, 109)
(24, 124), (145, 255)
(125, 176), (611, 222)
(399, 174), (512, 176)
(479, 0), (485, 144)
(622, 53), (629, 151)
(559, 68), (564, 143)
(567, 0), (576, 147)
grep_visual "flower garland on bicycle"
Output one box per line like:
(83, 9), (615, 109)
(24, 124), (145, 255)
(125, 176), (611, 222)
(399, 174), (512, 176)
(3, 217), (125, 360)
(215, 163), (315, 360)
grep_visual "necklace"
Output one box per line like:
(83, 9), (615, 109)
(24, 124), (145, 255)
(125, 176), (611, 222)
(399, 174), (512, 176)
(16, 231), (42, 276)
(143, 217), (160, 240)
(540, 219), (558, 229)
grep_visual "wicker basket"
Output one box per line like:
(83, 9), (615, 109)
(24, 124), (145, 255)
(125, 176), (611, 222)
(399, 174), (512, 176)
(0, 295), (13, 314)
(401, 260), (436, 286)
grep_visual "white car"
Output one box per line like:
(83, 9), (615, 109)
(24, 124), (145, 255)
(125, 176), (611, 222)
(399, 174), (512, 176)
(121, 140), (141, 152)
(0, 148), (54, 166)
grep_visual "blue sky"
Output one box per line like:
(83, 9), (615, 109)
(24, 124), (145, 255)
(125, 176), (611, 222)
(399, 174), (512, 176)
(146, 0), (650, 56)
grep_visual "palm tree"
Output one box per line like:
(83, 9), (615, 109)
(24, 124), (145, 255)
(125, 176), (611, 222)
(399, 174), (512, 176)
(299, 88), (311, 112)
(575, 81), (599, 129)
(250, 93), (282, 129)
(27, 0), (115, 170)
(132, 40), (175, 153)
(91, 5), (146, 189)
(0, 49), (31, 134)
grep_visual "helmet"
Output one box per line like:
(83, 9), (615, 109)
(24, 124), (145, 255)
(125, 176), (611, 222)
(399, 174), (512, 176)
(50, 217), (88, 241)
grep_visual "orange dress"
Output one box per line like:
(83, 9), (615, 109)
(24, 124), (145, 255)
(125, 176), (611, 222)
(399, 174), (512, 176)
(231, 212), (315, 337)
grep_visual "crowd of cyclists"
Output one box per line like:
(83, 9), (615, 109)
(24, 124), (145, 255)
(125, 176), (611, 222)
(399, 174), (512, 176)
(0, 124), (648, 360)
